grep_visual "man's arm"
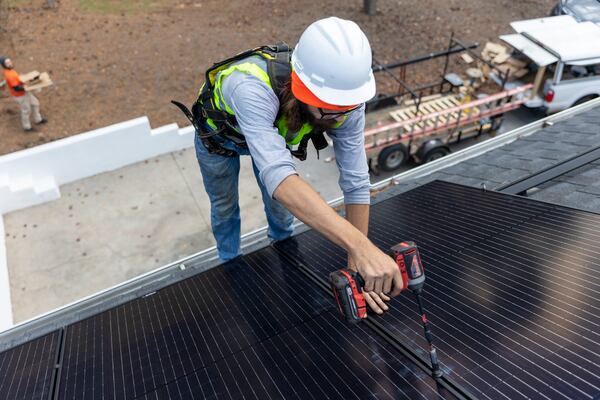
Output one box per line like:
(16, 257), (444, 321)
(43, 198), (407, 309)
(223, 75), (403, 297)
(345, 203), (368, 268)
(345, 203), (391, 314)
(327, 108), (394, 312)
(345, 204), (369, 236)
(274, 175), (403, 297)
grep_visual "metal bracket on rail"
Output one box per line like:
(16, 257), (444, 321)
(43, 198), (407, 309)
(498, 145), (600, 196)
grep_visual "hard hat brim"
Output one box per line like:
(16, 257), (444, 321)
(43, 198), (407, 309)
(292, 68), (376, 107)
(291, 71), (359, 110)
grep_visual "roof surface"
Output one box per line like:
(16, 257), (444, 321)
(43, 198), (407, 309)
(389, 103), (600, 214)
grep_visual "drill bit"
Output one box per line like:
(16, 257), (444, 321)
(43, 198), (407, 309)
(415, 291), (443, 379)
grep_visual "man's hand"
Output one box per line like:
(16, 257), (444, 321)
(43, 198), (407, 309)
(273, 175), (404, 299)
(349, 238), (404, 297)
(363, 291), (391, 314)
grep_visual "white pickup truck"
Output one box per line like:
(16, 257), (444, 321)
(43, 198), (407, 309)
(500, 15), (600, 113)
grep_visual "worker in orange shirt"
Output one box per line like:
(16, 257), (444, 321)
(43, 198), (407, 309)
(1, 56), (47, 131)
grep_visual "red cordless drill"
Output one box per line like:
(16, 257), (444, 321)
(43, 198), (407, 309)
(329, 241), (443, 378)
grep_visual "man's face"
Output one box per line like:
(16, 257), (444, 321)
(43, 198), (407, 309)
(3, 58), (13, 69)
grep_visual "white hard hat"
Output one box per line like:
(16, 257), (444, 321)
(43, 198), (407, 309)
(291, 17), (376, 107)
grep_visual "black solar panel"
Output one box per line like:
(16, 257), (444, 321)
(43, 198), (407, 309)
(9, 180), (600, 399)
(58, 246), (451, 399)
(141, 312), (452, 400)
(276, 181), (551, 276)
(0, 330), (59, 400)
(277, 181), (600, 400)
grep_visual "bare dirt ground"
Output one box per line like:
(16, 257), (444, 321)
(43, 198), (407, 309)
(0, 0), (554, 155)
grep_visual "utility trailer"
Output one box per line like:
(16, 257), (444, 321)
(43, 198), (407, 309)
(364, 36), (532, 173)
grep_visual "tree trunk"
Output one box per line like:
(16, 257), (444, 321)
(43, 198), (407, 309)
(364, 0), (376, 15)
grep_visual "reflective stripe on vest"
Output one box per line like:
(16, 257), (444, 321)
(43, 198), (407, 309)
(210, 58), (345, 146)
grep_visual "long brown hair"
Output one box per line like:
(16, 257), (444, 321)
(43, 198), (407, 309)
(278, 79), (338, 132)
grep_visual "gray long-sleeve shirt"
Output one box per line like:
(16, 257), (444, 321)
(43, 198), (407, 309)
(221, 65), (371, 205)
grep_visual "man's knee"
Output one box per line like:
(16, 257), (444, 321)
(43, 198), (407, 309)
(21, 105), (31, 117)
(29, 95), (40, 107)
(211, 192), (239, 219)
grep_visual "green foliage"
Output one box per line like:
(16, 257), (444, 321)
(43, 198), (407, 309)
(77, 0), (172, 13)
(5, 0), (35, 6)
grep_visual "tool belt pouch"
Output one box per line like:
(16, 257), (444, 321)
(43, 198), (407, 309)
(171, 99), (237, 157)
(311, 131), (328, 152)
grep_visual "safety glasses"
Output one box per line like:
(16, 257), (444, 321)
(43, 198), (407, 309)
(316, 105), (361, 120)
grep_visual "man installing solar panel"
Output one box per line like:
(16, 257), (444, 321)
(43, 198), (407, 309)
(174, 17), (404, 314)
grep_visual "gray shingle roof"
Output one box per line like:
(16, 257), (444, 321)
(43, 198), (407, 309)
(382, 104), (600, 213)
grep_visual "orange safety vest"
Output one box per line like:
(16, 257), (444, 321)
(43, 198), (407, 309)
(3, 69), (25, 97)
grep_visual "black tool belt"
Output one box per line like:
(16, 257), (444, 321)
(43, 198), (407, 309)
(172, 99), (329, 161)
(171, 100), (240, 157)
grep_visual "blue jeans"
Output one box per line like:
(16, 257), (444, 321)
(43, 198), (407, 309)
(194, 134), (294, 261)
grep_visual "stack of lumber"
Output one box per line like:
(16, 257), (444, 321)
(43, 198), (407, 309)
(481, 42), (528, 80)
(21, 71), (53, 91)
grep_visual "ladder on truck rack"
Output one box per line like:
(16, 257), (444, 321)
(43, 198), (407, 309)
(389, 94), (469, 130)
(364, 83), (533, 152)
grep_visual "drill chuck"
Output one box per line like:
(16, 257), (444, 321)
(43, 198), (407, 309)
(391, 241), (425, 292)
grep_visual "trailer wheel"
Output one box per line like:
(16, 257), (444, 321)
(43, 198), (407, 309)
(491, 115), (504, 132)
(378, 144), (408, 172)
(422, 146), (450, 164)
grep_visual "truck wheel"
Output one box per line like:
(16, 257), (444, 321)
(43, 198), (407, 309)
(378, 144), (408, 172)
(573, 95), (598, 107)
(422, 146), (450, 163)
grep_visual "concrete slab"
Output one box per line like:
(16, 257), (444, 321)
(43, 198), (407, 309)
(4, 144), (342, 323)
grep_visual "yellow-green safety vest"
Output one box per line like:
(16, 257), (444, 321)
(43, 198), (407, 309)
(205, 58), (344, 146)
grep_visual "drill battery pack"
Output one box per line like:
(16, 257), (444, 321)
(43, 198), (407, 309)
(329, 269), (367, 323)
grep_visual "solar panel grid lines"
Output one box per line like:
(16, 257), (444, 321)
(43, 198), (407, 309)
(139, 312), (455, 400)
(518, 214), (600, 278)
(368, 191), (542, 246)
(276, 232), (483, 396)
(425, 256), (600, 383)
(57, 247), (339, 399)
(392, 182), (549, 223)
(366, 190), (550, 265)
(0, 330), (59, 400)
(481, 211), (600, 279)
(274, 182), (547, 281)
(459, 237), (600, 348)
(447, 243), (600, 381)
(463, 230), (600, 328)
(276, 182), (600, 399)
(542, 207), (600, 236)
(398, 242), (600, 400)
(382, 252), (593, 397)
(420, 274), (590, 400)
